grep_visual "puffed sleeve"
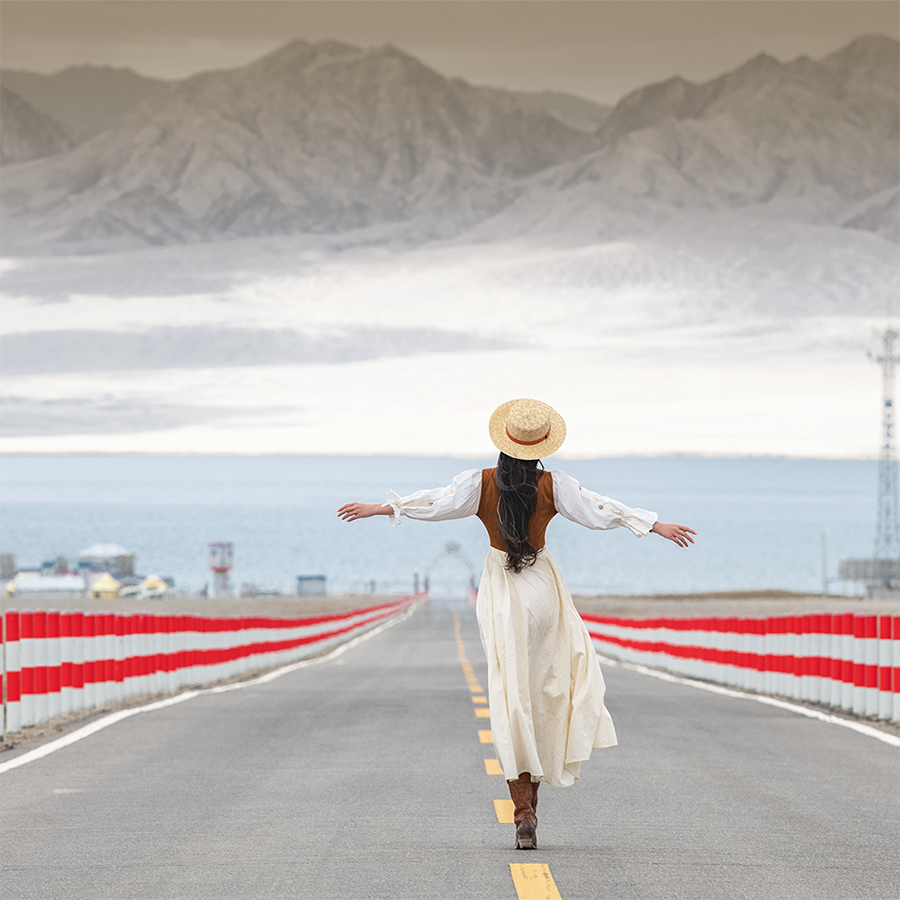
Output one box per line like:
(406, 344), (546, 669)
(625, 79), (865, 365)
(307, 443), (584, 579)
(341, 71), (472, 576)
(551, 470), (657, 537)
(382, 469), (482, 527)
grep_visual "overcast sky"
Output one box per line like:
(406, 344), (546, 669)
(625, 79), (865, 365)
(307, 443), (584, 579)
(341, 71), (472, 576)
(2, 1), (897, 104)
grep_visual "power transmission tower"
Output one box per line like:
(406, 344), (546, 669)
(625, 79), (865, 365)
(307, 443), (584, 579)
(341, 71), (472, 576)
(872, 328), (900, 584)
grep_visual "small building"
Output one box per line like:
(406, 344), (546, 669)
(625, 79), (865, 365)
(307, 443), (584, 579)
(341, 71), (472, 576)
(297, 575), (326, 596)
(79, 542), (135, 577)
(139, 574), (168, 600)
(7, 573), (86, 600)
(90, 572), (121, 599)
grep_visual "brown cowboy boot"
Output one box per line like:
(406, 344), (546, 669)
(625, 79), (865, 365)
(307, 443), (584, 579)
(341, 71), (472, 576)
(508, 773), (538, 849)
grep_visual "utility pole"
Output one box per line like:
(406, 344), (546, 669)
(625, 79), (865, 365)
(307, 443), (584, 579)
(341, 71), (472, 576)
(872, 328), (900, 587)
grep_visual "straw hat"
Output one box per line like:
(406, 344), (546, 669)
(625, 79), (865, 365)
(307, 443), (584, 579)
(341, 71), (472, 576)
(489, 398), (566, 460)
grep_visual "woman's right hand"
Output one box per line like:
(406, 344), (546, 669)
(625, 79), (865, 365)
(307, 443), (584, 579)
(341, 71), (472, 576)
(336, 502), (390, 522)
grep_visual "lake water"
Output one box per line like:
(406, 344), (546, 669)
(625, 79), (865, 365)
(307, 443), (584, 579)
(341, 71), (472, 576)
(0, 455), (877, 597)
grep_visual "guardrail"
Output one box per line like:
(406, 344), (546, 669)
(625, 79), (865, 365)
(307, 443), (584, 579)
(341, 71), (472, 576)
(584, 611), (899, 723)
(1, 594), (426, 735)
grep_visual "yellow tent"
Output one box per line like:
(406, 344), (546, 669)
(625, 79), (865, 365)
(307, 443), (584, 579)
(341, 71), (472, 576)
(91, 572), (121, 599)
(140, 575), (168, 598)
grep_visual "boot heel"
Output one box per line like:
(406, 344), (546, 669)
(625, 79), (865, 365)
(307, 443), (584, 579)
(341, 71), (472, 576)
(515, 828), (537, 850)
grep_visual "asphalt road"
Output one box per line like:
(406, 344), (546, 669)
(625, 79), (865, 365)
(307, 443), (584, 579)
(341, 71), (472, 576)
(1, 598), (897, 900)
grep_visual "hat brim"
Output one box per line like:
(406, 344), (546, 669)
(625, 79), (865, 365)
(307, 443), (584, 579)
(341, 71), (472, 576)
(488, 399), (567, 460)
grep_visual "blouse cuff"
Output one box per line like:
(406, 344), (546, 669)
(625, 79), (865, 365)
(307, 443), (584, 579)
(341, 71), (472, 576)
(382, 490), (403, 527)
(626, 511), (657, 537)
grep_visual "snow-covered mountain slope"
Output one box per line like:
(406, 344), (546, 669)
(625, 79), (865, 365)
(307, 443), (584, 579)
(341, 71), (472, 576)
(0, 85), (71, 164)
(2, 35), (894, 252)
(472, 35), (898, 242)
(0, 40), (593, 250)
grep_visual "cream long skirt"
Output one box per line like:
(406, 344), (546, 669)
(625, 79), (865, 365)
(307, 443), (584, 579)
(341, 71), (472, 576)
(475, 546), (617, 788)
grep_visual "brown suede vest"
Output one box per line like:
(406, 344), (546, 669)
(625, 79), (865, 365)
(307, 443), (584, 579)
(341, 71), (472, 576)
(476, 468), (557, 552)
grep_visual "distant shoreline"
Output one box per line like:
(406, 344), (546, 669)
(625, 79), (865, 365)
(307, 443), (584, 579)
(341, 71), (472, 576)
(0, 451), (878, 462)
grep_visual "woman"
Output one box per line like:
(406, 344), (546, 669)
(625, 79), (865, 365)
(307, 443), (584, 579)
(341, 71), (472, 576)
(337, 398), (696, 849)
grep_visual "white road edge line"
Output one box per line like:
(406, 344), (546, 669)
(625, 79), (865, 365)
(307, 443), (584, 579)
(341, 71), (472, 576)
(0, 599), (426, 775)
(596, 651), (900, 748)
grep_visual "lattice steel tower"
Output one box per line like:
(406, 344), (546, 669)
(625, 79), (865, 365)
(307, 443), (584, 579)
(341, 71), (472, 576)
(872, 328), (900, 572)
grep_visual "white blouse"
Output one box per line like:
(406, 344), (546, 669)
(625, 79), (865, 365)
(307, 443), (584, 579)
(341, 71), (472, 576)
(383, 469), (657, 537)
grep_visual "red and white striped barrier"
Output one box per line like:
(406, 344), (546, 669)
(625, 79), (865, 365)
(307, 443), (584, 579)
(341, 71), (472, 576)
(583, 611), (900, 723)
(2, 594), (425, 735)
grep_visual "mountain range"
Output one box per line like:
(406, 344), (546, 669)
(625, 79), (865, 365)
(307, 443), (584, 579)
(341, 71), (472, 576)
(0, 34), (896, 252)
(0, 85), (71, 165)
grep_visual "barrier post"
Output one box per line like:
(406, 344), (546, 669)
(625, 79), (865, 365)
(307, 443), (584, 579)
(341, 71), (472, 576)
(840, 613), (855, 711)
(5, 611), (21, 733)
(877, 615), (892, 720)
(789, 615), (802, 699)
(799, 614), (810, 701)
(753, 618), (766, 693)
(123, 614), (137, 699)
(47, 610), (61, 720)
(92, 613), (105, 708)
(71, 611), (84, 714)
(33, 610), (48, 725)
(808, 614), (822, 704)
(770, 616), (781, 696)
(20, 610), (35, 727)
(60, 611), (73, 715)
(149, 614), (163, 695)
(114, 614), (125, 702)
(863, 616), (879, 718)
(735, 618), (748, 690)
(892, 617), (900, 724)
(721, 617), (737, 686)
(138, 614), (151, 697)
(852, 615), (866, 715)
(164, 615), (175, 693)
(104, 612), (116, 706)
(83, 612), (97, 710)
(830, 614), (844, 709)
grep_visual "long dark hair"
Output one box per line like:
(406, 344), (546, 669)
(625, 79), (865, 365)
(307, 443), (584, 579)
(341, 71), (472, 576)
(496, 452), (543, 573)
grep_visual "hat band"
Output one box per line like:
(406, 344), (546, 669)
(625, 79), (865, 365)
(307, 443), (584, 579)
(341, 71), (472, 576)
(506, 425), (551, 446)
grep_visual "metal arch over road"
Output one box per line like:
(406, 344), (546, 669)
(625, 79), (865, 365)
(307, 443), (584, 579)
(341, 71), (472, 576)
(1, 600), (897, 900)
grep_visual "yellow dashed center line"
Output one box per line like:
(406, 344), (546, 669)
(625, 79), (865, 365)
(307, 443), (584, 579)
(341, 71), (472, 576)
(509, 864), (563, 900)
(494, 798), (515, 823)
(454, 612), (564, 898)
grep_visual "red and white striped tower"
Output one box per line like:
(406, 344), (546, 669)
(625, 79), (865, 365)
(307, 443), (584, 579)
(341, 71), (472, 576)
(209, 542), (234, 598)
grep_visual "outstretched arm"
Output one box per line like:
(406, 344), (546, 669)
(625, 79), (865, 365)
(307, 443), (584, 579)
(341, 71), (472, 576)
(337, 502), (392, 522)
(338, 469), (482, 527)
(650, 521), (697, 548)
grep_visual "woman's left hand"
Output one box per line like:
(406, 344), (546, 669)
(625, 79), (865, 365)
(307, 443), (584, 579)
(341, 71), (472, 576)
(650, 522), (697, 547)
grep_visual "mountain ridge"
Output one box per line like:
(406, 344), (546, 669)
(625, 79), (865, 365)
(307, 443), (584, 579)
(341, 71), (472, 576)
(1, 34), (896, 252)
(0, 85), (71, 164)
